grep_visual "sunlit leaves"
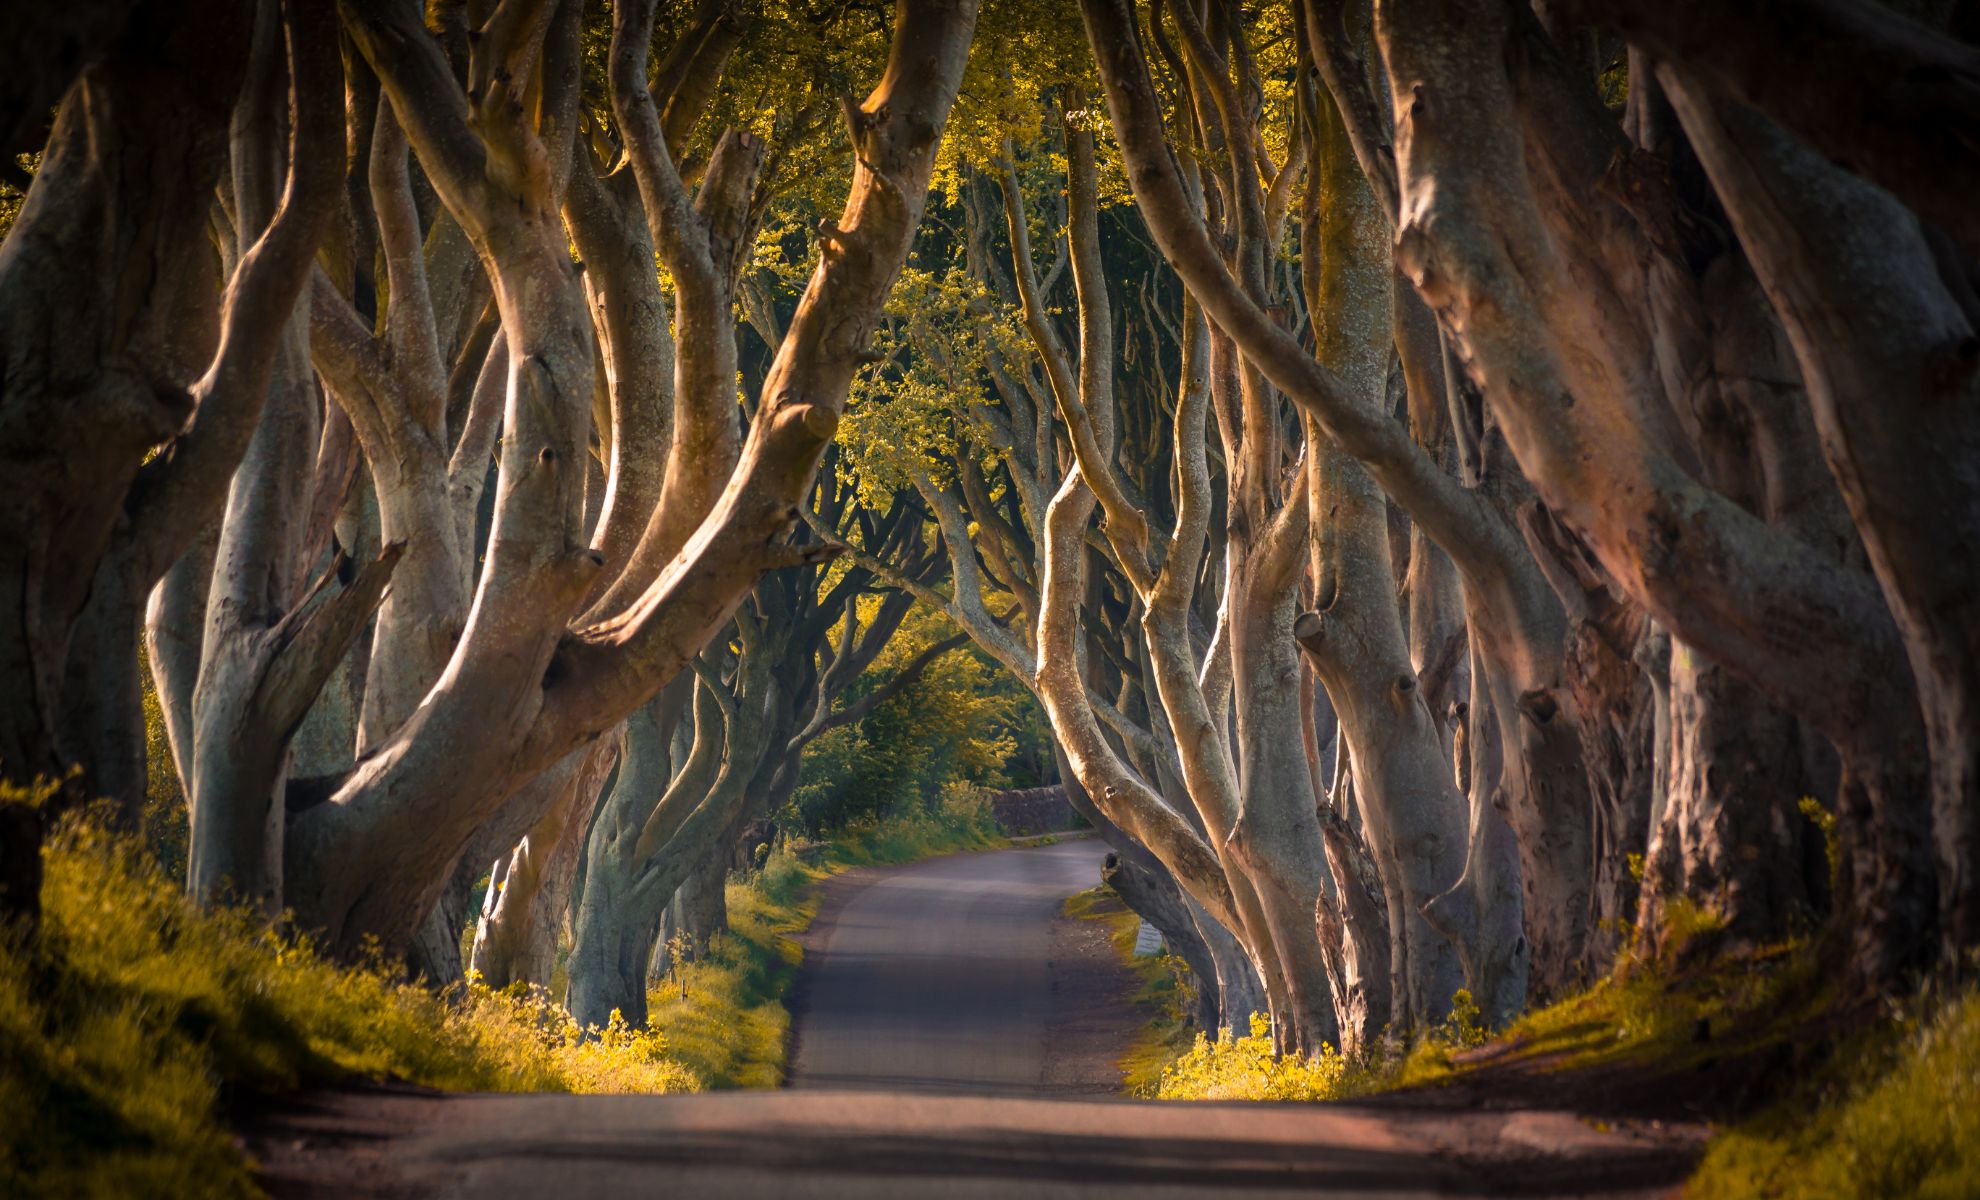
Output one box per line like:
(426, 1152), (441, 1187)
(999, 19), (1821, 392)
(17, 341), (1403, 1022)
(838, 263), (1028, 505)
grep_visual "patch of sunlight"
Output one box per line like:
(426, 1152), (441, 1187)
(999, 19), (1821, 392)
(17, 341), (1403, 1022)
(1, 791), (695, 1198)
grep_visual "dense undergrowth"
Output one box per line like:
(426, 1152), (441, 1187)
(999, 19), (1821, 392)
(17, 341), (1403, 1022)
(643, 785), (1004, 1087)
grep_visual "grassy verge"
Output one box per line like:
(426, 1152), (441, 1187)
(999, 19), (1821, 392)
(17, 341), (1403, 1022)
(1687, 986), (1980, 1198)
(1066, 877), (1489, 1102)
(641, 787), (1006, 1089)
(2, 784), (1004, 1195)
(1102, 910), (1834, 1110)
(1345, 925), (1817, 1101)
(1430, 938), (1980, 1198)
(1, 800), (697, 1199)
(1078, 881), (1978, 1199)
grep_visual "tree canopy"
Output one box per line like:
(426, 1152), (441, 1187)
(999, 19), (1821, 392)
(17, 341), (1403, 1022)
(2, 0), (1977, 1053)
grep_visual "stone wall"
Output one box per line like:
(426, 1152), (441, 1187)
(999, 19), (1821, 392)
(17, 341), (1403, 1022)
(989, 786), (1080, 836)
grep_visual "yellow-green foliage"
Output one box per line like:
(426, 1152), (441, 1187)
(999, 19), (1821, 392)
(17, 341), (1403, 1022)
(138, 645), (189, 880)
(1690, 990), (1980, 1200)
(1440, 987), (1489, 1049)
(642, 871), (805, 1090)
(1157, 1013), (1350, 1101)
(0, 805), (695, 1199)
(645, 788), (1005, 1089)
(1798, 795), (1840, 889)
(1484, 916), (1820, 1085)
(1062, 877), (1499, 1103)
(1349, 987), (1495, 1093)
(0, 153), (35, 243)
(821, 783), (1004, 868)
(1152, 987), (1492, 1103)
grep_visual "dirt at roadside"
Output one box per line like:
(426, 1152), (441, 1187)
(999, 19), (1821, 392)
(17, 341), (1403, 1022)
(1040, 889), (1143, 1095)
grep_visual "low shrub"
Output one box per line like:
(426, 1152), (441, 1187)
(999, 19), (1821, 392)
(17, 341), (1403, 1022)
(1140, 985), (1491, 1103)
(1156, 1013), (1350, 1101)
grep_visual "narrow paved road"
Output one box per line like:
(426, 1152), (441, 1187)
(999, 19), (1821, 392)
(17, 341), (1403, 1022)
(246, 842), (1705, 1198)
(789, 837), (1116, 1094)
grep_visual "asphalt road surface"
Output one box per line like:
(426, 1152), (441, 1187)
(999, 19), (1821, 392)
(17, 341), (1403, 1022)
(248, 841), (1704, 1198)
(788, 837), (1116, 1094)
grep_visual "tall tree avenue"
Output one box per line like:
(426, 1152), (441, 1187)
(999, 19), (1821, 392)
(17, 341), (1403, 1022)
(2, 0), (1977, 1058)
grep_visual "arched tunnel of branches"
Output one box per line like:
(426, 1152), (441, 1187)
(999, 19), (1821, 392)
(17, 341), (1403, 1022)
(3, 0), (1978, 1066)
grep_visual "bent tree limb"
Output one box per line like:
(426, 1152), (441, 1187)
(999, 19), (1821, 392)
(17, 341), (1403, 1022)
(287, 0), (980, 958)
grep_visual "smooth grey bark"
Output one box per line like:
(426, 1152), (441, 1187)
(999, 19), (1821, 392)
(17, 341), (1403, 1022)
(567, 504), (944, 1027)
(1368, 0), (1935, 995)
(179, 0), (401, 911)
(1080, 0), (1599, 1018)
(1010, 82), (1336, 1052)
(469, 746), (613, 990)
(1061, 746), (1232, 1031)
(1289, 74), (1468, 1034)
(283, 0), (979, 959)
(567, 634), (776, 1031)
(660, 852), (729, 954)
(567, 691), (692, 1029)
(1641, 647), (1821, 948)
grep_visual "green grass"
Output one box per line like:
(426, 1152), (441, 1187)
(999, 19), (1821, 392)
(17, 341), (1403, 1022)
(1391, 904), (1820, 1095)
(0, 797), (697, 1199)
(1110, 883), (1979, 1200)
(0, 784), (1006, 1194)
(645, 787), (1006, 1088)
(641, 863), (807, 1090)
(1315, 900), (1788, 1101)
(1689, 988), (1980, 1199)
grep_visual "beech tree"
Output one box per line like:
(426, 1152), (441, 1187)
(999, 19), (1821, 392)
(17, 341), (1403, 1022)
(2, 0), (980, 965)
(565, 491), (960, 1027)
(0, 0), (343, 928)
(1072, 0), (1975, 1011)
(5, 0), (1975, 1067)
